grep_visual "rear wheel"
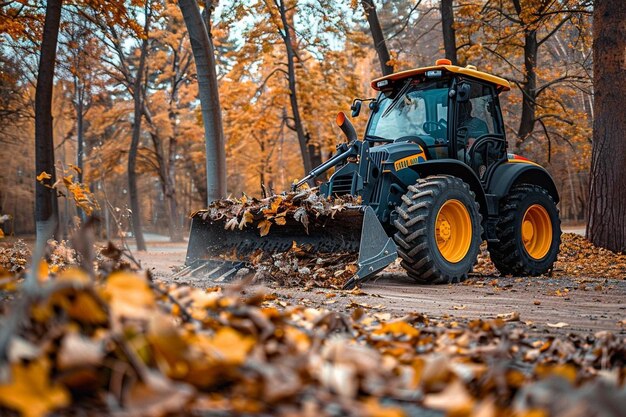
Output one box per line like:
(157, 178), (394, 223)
(393, 175), (482, 284)
(488, 184), (561, 276)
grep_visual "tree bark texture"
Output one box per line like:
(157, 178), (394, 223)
(127, 10), (151, 252)
(75, 82), (86, 223)
(587, 0), (626, 252)
(361, 0), (394, 76)
(178, 0), (227, 204)
(165, 114), (182, 241)
(440, 0), (458, 65)
(35, 0), (62, 246)
(516, 29), (538, 148)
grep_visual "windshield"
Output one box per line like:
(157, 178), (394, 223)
(367, 80), (450, 143)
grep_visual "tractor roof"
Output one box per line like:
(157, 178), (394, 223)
(371, 60), (511, 92)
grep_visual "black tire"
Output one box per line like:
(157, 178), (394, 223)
(393, 175), (483, 284)
(488, 184), (561, 276)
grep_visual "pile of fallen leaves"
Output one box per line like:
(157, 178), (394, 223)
(0, 243), (625, 417)
(555, 233), (626, 278)
(0, 240), (30, 274)
(473, 233), (626, 279)
(199, 188), (361, 237)
(191, 189), (363, 287)
(250, 244), (359, 288)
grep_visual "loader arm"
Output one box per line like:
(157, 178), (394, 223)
(293, 137), (360, 190)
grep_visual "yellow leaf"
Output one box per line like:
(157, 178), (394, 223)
(0, 229), (4, 239)
(101, 272), (155, 319)
(270, 197), (282, 212)
(67, 292), (108, 325)
(274, 212), (287, 226)
(36, 171), (52, 182)
(0, 358), (70, 417)
(195, 327), (255, 365)
(363, 397), (406, 417)
(373, 321), (420, 338)
(56, 267), (90, 284)
(238, 210), (254, 230)
(257, 220), (272, 237)
(535, 363), (577, 383)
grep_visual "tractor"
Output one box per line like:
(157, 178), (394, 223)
(184, 59), (561, 288)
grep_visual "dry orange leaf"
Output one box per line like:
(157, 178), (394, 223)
(257, 219), (272, 237)
(373, 321), (420, 338)
(0, 358), (70, 417)
(195, 327), (256, 365)
(36, 171), (52, 182)
(238, 210), (253, 230)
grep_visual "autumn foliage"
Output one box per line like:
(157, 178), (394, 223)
(0, 0), (594, 239)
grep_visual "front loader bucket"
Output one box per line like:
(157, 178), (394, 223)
(180, 206), (397, 287)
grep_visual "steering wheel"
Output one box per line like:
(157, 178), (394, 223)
(422, 121), (446, 135)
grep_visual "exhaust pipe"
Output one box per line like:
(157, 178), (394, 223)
(336, 112), (357, 143)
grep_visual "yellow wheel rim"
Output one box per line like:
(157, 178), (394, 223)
(435, 199), (472, 263)
(521, 204), (552, 260)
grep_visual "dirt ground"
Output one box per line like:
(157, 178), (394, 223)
(134, 241), (626, 338)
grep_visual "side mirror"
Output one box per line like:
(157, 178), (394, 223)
(457, 82), (471, 102)
(369, 100), (379, 112)
(351, 100), (362, 118)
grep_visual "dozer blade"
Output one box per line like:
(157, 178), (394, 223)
(183, 206), (397, 287)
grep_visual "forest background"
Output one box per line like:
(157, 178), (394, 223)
(0, 0), (593, 244)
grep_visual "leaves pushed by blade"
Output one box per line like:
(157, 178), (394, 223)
(197, 188), (362, 237)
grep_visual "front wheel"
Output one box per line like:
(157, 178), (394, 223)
(393, 175), (482, 284)
(488, 184), (561, 276)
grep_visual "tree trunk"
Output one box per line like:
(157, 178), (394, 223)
(166, 123), (182, 242)
(516, 29), (538, 148)
(440, 0), (458, 65)
(361, 0), (394, 76)
(35, 0), (62, 246)
(75, 83), (86, 223)
(127, 14), (151, 252)
(178, 0), (226, 204)
(587, 0), (626, 252)
(276, 0), (315, 176)
(148, 128), (183, 243)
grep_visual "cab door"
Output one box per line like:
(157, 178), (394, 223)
(453, 80), (507, 182)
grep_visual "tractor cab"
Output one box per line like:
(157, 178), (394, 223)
(360, 59), (510, 182)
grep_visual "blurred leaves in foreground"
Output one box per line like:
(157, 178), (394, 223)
(0, 241), (624, 416)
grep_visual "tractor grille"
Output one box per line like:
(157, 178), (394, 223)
(330, 174), (354, 196)
(369, 151), (387, 204)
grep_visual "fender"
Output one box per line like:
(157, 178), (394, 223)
(408, 159), (488, 218)
(488, 161), (560, 203)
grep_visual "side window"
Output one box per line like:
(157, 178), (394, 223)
(467, 84), (501, 136)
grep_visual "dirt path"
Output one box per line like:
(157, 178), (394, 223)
(134, 243), (626, 337)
